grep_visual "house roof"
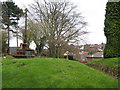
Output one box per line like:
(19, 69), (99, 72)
(86, 52), (103, 58)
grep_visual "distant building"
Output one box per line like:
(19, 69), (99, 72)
(86, 52), (103, 61)
(83, 44), (105, 54)
(79, 44), (105, 61)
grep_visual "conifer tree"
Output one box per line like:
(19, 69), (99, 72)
(2, 1), (23, 54)
(104, 1), (120, 58)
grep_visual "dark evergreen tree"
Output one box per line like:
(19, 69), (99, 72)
(104, 1), (120, 58)
(2, 1), (23, 54)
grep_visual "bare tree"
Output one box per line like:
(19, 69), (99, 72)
(27, 20), (46, 55)
(29, 0), (87, 57)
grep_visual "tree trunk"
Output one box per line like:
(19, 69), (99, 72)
(7, 25), (10, 55)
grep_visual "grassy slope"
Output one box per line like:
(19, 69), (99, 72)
(87, 58), (120, 80)
(87, 58), (120, 67)
(2, 57), (119, 88)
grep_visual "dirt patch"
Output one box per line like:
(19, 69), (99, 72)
(12, 62), (16, 64)
(17, 62), (27, 67)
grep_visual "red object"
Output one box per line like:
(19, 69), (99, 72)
(12, 49), (35, 58)
(81, 61), (87, 63)
(17, 51), (24, 53)
(12, 43), (35, 58)
(12, 54), (31, 56)
(12, 54), (32, 58)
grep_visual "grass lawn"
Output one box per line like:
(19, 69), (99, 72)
(0, 57), (2, 89)
(2, 56), (119, 88)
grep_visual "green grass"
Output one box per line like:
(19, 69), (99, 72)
(87, 57), (120, 81)
(2, 57), (119, 88)
(0, 57), (2, 89)
(87, 57), (120, 67)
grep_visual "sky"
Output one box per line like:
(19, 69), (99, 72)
(2, 0), (108, 48)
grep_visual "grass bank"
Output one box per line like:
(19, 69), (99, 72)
(87, 58), (120, 80)
(2, 57), (119, 88)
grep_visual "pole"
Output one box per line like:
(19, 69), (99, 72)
(23, 8), (28, 49)
(24, 8), (28, 44)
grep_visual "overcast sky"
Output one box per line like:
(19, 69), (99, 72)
(2, 0), (108, 47)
